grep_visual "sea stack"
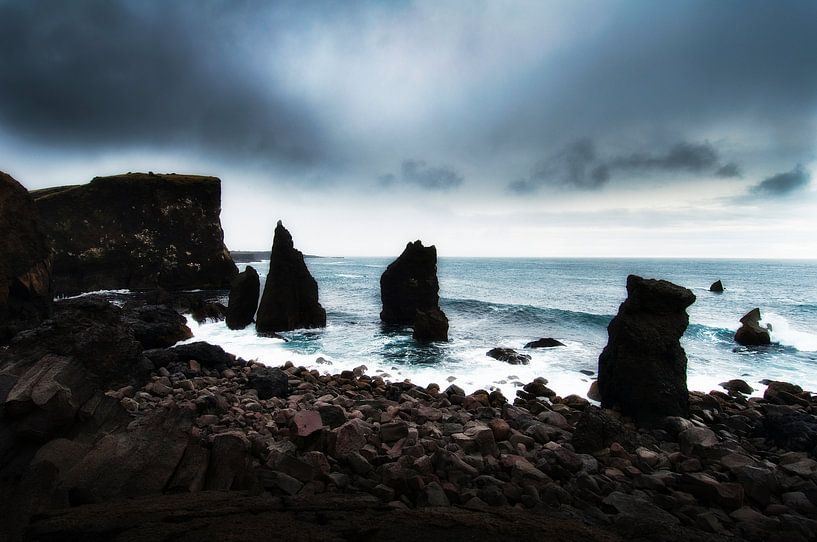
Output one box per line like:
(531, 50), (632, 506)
(734, 308), (771, 346)
(709, 280), (724, 293)
(380, 240), (448, 341)
(0, 172), (53, 343)
(256, 222), (326, 333)
(598, 275), (695, 425)
(226, 266), (261, 330)
(31, 172), (238, 295)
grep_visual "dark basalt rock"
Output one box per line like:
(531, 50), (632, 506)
(190, 302), (228, 324)
(31, 172), (238, 295)
(256, 222), (326, 333)
(486, 348), (531, 365)
(720, 379), (754, 395)
(145, 341), (232, 372)
(734, 308), (771, 346)
(122, 303), (193, 349)
(710, 280), (724, 293)
(226, 266), (260, 330)
(0, 172), (53, 344)
(380, 240), (449, 341)
(524, 338), (565, 348)
(248, 366), (289, 400)
(598, 275), (695, 425)
(413, 308), (449, 342)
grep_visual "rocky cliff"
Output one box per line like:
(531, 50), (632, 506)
(32, 172), (237, 295)
(0, 172), (52, 343)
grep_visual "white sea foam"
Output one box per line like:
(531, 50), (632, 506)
(59, 289), (132, 300)
(762, 312), (817, 352)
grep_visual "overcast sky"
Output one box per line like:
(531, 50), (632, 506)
(1, 0), (816, 257)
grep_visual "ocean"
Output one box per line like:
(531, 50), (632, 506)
(185, 257), (817, 399)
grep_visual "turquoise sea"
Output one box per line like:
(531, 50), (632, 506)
(186, 258), (817, 399)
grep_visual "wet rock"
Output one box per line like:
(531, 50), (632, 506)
(0, 172), (52, 344)
(763, 381), (805, 405)
(31, 172), (237, 295)
(710, 280), (724, 293)
(226, 266), (260, 330)
(486, 348), (531, 365)
(256, 221), (326, 333)
(122, 304), (192, 349)
(598, 275), (695, 425)
(413, 307), (449, 342)
(524, 338), (565, 348)
(190, 302), (227, 324)
(735, 308), (771, 346)
(380, 240), (442, 325)
(720, 379), (754, 395)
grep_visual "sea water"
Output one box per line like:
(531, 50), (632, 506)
(184, 258), (817, 399)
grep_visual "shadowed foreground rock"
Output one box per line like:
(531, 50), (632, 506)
(735, 308), (771, 346)
(31, 172), (238, 295)
(380, 240), (449, 341)
(0, 172), (52, 344)
(598, 275), (696, 425)
(256, 222), (326, 333)
(227, 266), (260, 330)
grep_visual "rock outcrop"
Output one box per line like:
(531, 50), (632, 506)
(256, 222), (326, 333)
(0, 172), (52, 343)
(486, 347), (531, 365)
(598, 275), (696, 425)
(734, 308), (771, 346)
(226, 266), (260, 330)
(709, 280), (724, 293)
(31, 172), (237, 295)
(524, 338), (565, 348)
(380, 241), (449, 341)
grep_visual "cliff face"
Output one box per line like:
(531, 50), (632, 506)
(0, 172), (53, 343)
(32, 173), (237, 295)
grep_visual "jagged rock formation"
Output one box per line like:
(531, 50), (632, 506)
(226, 266), (260, 330)
(380, 241), (449, 341)
(0, 172), (53, 343)
(734, 308), (771, 346)
(598, 275), (696, 425)
(709, 280), (724, 293)
(31, 172), (237, 295)
(256, 222), (325, 333)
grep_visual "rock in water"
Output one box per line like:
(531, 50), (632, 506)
(413, 308), (449, 342)
(598, 275), (695, 425)
(709, 280), (724, 293)
(31, 172), (237, 295)
(524, 338), (565, 348)
(0, 172), (52, 343)
(226, 266), (260, 330)
(486, 347), (531, 365)
(380, 240), (449, 341)
(734, 308), (771, 346)
(256, 222), (326, 333)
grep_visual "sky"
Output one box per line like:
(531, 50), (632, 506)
(1, 0), (816, 258)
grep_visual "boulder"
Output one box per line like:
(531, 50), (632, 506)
(226, 266), (260, 330)
(122, 303), (192, 349)
(710, 280), (724, 293)
(380, 240), (449, 341)
(720, 379), (754, 395)
(413, 308), (449, 342)
(735, 308), (771, 346)
(524, 338), (565, 348)
(31, 172), (237, 295)
(597, 275), (695, 425)
(0, 172), (52, 343)
(486, 348), (531, 365)
(247, 366), (289, 400)
(190, 302), (228, 324)
(256, 222), (326, 333)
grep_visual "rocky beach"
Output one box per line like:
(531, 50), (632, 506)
(0, 171), (815, 542)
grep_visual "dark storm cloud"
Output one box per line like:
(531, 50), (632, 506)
(0, 0), (326, 165)
(751, 165), (811, 196)
(509, 140), (739, 193)
(379, 159), (464, 191)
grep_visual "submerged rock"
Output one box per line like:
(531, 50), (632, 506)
(226, 266), (260, 330)
(524, 338), (565, 348)
(710, 280), (724, 293)
(597, 275), (695, 425)
(31, 172), (237, 295)
(734, 308), (771, 346)
(0, 172), (52, 344)
(380, 240), (449, 341)
(486, 348), (531, 365)
(256, 221), (326, 333)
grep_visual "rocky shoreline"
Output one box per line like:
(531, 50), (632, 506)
(1, 297), (816, 541)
